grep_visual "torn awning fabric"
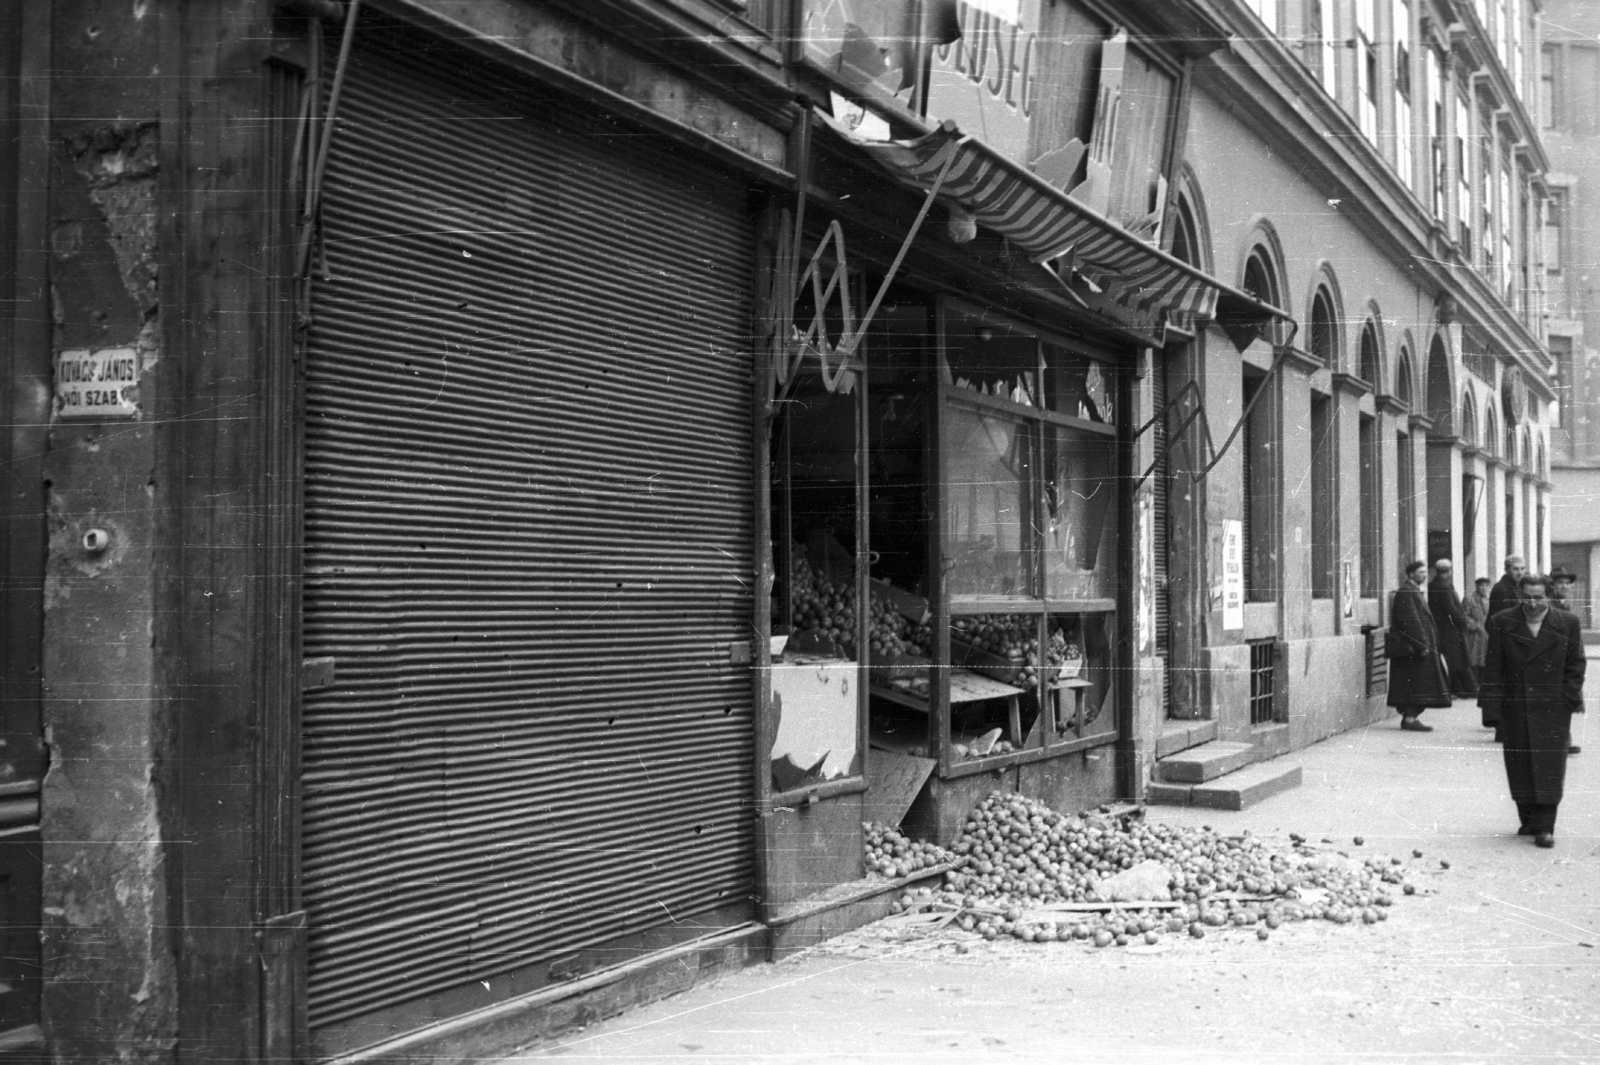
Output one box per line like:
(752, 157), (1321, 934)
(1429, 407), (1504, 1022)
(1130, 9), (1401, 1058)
(819, 115), (1294, 340)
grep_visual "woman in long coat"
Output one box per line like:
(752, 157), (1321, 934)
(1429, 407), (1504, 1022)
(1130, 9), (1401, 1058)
(1387, 561), (1452, 731)
(1479, 575), (1586, 844)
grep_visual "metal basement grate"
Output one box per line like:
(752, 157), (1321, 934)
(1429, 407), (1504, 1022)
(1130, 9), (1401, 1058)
(1248, 639), (1276, 725)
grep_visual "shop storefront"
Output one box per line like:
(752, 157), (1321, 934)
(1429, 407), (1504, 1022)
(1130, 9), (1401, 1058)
(756, 87), (1291, 912)
(768, 282), (1130, 843)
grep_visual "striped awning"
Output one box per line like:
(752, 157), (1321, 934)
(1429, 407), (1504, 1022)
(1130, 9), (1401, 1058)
(820, 115), (1293, 335)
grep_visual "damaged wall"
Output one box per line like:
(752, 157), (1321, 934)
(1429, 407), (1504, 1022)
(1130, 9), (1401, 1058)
(39, 1), (174, 1060)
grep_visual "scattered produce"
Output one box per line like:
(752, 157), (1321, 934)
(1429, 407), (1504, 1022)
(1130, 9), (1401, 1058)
(864, 821), (954, 880)
(864, 791), (1443, 951)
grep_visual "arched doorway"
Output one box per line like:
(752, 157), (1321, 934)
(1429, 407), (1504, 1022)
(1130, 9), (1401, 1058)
(1424, 336), (1456, 571)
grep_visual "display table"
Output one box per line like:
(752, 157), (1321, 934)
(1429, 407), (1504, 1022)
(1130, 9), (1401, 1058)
(1049, 677), (1095, 735)
(870, 669), (1026, 746)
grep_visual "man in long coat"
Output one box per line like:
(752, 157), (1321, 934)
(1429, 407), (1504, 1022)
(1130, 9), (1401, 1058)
(1489, 554), (1525, 619)
(1479, 573), (1586, 846)
(1483, 555), (1525, 735)
(1386, 560), (1451, 732)
(1429, 559), (1478, 698)
(1463, 576), (1491, 683)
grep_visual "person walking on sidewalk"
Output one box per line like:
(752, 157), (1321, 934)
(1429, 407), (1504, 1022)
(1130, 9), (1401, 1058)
(1464, 576), (1491, 686)
(1489, 554), (1526, 619)
(1429, 559), (1478, 698)
(1386, 560), (1451, 732)
(1483, 555), (1526, 737)
(1479, 573), (1586, 847)
(1549, 565), (1583, 755)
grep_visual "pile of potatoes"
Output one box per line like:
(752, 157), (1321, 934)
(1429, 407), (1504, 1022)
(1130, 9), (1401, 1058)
(872, 791), (1433, 946)
(864, 821), (953, 879)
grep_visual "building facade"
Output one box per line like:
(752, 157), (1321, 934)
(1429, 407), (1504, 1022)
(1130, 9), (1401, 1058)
(0, 0), (1556, 1062)
(1541, 0), (1600, 626)
(1156, 0), (1555, 755)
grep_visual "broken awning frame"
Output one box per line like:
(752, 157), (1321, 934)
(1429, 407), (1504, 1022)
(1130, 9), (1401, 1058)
(816, 116), (1296, 344)
(784, 113), (1300, 486)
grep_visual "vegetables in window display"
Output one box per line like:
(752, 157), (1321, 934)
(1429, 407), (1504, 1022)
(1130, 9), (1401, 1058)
(787, 551), (931, 659)
(950, 614), (1078, 687)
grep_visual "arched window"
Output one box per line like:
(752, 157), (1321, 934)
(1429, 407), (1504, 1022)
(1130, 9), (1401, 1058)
(1358, 323), (1381, 387)
(1504, 416), (1516, 465)
(1486, 408), (1500, 457)
(1425, 335), (1452, 434)
(1170, 197), (1203, 269)
(1243, 248), (1279, 306)
(1309, 289), (1337, 365)
(1395, 349), (1414, 408)
(1536, 436), (1546, 479)
(1460, 391), (1478, 446)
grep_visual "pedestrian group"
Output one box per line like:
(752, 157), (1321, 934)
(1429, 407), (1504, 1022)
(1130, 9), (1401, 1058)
(1386, 554), (1586, 848)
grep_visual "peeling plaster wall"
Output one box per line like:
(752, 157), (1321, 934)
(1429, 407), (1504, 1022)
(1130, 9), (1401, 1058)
(39, 4), (174, 1060)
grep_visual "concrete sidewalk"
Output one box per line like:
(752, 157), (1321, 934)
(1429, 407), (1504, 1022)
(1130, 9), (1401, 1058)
(499, 699), (1599, 1064)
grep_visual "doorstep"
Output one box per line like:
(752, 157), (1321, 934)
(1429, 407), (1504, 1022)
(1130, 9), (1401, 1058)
(1155, 741), (1255, 784)
(766, 864), (953, 960)
(1155, 718), (1218, 759)
(1189, 760), (1303, 811)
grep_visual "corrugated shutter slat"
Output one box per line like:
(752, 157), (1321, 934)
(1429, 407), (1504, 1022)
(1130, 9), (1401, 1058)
(300, 43), (757, 1035)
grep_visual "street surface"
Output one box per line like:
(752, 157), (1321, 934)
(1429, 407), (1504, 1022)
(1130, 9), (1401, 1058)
(503, 689), (1599, 1065)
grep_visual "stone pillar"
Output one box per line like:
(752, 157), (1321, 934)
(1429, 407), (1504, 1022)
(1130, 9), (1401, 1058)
(39, 5), (176, 1060)
(1280, 352), (1319, 641)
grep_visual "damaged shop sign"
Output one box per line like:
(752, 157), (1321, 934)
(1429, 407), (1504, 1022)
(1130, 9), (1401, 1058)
(55, 346), (140, 419)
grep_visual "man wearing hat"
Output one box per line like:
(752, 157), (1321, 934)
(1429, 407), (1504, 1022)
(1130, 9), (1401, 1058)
(1549, 564), (1582, 754)
(1463, 576), (1492, 686)
(1386, 560), (1451, 731)
(1429, 559), (1478, 698)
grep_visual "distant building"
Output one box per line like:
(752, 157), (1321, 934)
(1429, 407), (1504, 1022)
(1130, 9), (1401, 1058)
(1542, 0), (1600, 627)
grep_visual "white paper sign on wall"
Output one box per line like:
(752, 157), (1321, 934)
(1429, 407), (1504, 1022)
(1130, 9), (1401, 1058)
(1222, 519), (1244, 632)
(56, 347), (140, 419)
(1136, 493), (1154, 654)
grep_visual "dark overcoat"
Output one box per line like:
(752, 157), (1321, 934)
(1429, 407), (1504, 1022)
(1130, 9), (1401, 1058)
(1480, 607), (1586, 805)
(1488, 574), (1523, 620)
(1428, 575), (1478, 696)
(1386, 582), (1451, 709)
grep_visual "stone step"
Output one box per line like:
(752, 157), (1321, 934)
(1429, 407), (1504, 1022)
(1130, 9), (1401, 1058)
(1155, 718), (1218, 758)
(1155, 741), (1255, 784)
(1144, 781), (1196, 806)
(1190, 760), (1303, 811)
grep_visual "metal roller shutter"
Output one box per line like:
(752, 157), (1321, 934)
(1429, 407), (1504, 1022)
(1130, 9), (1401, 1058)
(300, 41), (756, 1035)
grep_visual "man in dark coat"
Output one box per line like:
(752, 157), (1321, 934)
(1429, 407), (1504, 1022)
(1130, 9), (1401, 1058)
(1386, 560), (1451, 731)
(1548, 565), (1582, 755)
(1428, 559), (1478, 698)
(1479, 573), (1586, 847)
(1483, 555), (1526, 735)
(1488, 554), (1526, 619)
